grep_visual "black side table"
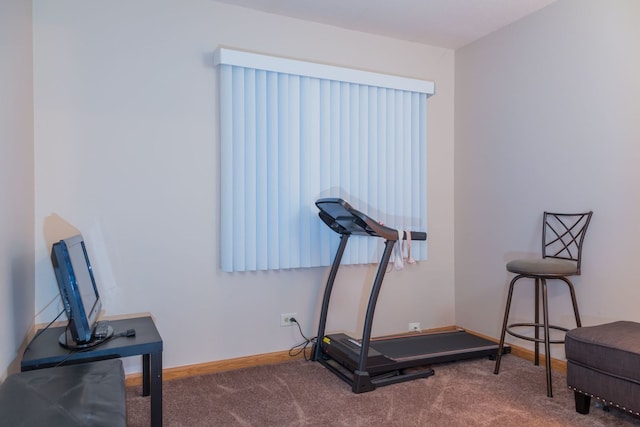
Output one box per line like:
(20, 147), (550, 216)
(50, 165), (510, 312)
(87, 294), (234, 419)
(21, 315), (163, 427)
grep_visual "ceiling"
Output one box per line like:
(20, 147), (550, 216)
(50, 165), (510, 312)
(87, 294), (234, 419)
(214, 0), (557, 49)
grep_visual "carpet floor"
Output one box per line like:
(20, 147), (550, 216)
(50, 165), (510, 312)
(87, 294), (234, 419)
(126, 354), (640, 426)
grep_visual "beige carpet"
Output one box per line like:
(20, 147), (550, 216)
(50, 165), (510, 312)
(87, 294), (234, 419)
(127, 354), (640, 426)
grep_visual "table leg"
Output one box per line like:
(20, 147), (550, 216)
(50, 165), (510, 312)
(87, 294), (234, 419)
(150, 351), (163, 427)
(142, 353), (150, 396)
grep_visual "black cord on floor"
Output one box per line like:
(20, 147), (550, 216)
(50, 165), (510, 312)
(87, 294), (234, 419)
(288, 317), (317, 361)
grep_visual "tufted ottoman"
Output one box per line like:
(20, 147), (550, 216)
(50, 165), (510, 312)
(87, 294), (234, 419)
(565, 321), (640, 416)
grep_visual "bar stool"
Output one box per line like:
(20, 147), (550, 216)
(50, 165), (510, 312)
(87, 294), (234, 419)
(493, 211), (593, 397)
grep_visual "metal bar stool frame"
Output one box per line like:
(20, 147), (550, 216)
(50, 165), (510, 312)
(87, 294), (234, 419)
(493, 211), (593, 398)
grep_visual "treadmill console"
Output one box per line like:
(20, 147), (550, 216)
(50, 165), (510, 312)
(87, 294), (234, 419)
(315, 198), (426, 242)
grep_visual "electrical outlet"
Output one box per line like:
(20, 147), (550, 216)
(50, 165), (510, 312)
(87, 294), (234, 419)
(409, 322), (421, 332)
(280, 312), (297, 327)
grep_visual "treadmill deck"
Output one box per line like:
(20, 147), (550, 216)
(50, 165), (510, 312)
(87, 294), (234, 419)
(321, 330), (508, 375)
(373, 330), (499, 361)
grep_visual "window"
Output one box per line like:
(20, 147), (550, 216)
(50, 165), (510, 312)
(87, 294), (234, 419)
(215, 49), (434, 272)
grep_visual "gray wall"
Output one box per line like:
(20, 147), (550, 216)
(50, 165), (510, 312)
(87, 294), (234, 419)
(0, 0), (35, 379)
(455, 0), (640, 358)
(33, 0), (455, 373)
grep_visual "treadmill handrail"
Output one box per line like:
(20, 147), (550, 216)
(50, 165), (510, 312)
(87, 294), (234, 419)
(315, 198), (426, 241)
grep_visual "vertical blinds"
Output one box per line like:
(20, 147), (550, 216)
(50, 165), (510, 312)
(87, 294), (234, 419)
(215, 49), (434, 272)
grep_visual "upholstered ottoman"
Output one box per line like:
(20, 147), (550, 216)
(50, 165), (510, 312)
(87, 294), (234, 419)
(565, 321), (640, 416)
(0, 358), (126, 427)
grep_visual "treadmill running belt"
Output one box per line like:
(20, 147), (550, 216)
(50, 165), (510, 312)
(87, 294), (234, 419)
(372, 331), (497, 361)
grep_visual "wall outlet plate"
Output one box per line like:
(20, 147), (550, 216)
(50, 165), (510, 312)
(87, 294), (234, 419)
(280, 313), (297, 327)
(409, 322), (421, 332)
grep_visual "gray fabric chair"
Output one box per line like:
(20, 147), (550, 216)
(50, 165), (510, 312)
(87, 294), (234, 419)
(493, 211), (593, 397)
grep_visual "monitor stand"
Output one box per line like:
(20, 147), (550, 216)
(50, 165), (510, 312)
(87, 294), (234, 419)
(58, 325), (114, 350)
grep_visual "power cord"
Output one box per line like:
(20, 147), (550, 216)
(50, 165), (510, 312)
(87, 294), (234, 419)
(287, 317), (317, 361)
(24, 309), (66, 353)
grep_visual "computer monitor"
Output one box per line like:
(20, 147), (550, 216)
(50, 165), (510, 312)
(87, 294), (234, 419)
(51, 234), (110, 348)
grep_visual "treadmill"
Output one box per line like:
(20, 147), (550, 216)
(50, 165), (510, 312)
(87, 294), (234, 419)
(311, 198), (509, 393)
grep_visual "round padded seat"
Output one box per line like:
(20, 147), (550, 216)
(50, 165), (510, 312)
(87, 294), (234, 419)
(506, 258), (578, 275)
